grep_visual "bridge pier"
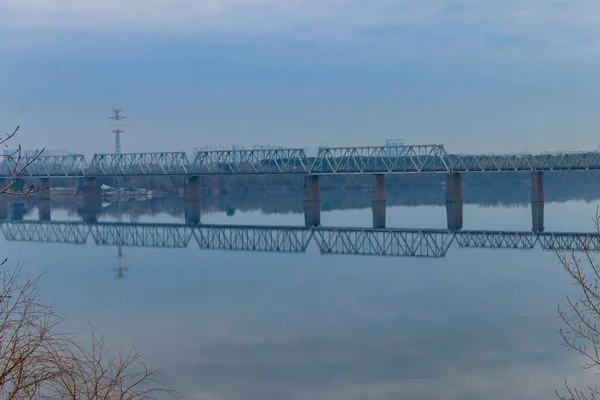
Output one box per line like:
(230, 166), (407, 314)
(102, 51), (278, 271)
(184, 177), (202, 224)
(38, 200), (51, 221)
(38, 178), (51, 200)
(446, 173), (463, 231)
(372, 174), (386, 228)
(76, 177), (102, 201)
(185, 176), (202, 201)
(531, 171), (544, 233)
(303, 176), (321, 227)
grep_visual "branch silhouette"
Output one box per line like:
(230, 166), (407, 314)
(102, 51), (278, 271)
(0, 126), (178, 399)
(556, 211), (600, 399)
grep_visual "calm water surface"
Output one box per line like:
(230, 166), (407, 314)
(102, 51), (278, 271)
(2, 199), (600, 399)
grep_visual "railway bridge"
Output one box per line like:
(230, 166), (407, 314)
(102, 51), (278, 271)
(2, 144), (599, 232)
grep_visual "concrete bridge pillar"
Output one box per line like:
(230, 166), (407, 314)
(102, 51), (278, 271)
(372, 174), (386, 202)
(531, 171), (544, 233)
(38, 178), (51, 200)
(303, 175), (321, 227)
(185, 176), (202, 201)
(76, 177), (102, 201)
(185, 200), (201, 225)
(446, 173), (463, 231)
(184, 177), (202, 224)
(38, 200), (51, 221)
(372, 174), (386, 228)
(303, 175), (320, 202)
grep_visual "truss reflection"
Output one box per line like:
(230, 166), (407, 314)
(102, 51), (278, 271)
(1, 220), (598, 258)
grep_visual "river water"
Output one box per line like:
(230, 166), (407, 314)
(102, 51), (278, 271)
(2, 189), (600, 399)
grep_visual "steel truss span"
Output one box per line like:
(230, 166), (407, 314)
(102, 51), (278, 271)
(0, 155), (88, 178)
(2, 145), (600, 178)
(1, 221), (598, 258)
(192, 149), (310, 175)
(88, 153), (190, 176)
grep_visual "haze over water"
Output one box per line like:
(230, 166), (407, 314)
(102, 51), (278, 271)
(1, 182), (599, 400)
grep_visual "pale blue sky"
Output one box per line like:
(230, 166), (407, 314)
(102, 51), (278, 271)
(2, 1), (600, 155)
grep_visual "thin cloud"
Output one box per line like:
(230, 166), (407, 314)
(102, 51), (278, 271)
(2, 1), (600, 62)
(2, 1), (599, 34)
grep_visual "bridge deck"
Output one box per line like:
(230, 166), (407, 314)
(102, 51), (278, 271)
(3, 145), (600, 178)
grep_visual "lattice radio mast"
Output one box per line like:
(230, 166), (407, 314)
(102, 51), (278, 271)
(110, 109), (126, 276)
(109, 109), (126, 154)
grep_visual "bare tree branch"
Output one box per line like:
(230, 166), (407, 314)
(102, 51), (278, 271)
(0, 126), (46, 200)
(0, 125), (178, 398)
(42, 324), (177, 399)
(557, 209), (600, 399)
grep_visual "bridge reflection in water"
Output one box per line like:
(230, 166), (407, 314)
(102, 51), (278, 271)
(1, 220), (598, 259)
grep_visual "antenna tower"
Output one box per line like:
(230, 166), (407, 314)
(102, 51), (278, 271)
(109, 109), (126, 154)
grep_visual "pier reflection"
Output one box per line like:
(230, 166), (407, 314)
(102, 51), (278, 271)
(0, 194), (544, 232)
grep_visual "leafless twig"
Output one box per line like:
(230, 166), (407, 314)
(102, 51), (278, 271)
(556, 210), (600, 399)
(0, 262), (178, 399)
(0, 126), (46, 199)
(0, 125), (178, 398)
